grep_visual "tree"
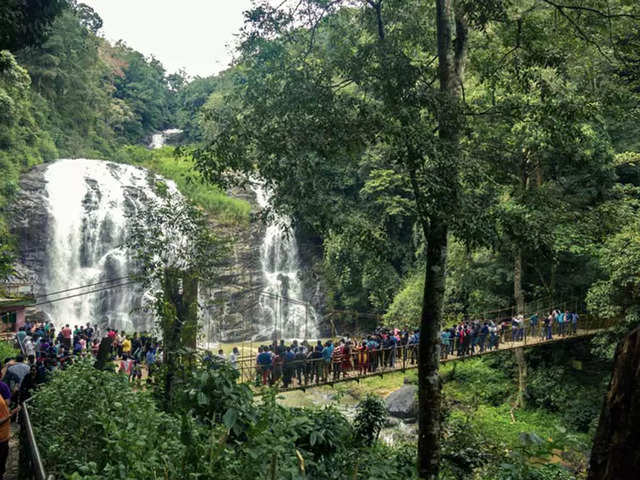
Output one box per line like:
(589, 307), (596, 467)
(0, 0), (67, 52)
(588, 325), (640, 480)
(193, 0), (639, 477)
(126, 180), (228, 409)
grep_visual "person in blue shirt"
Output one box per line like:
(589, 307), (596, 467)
(557, 310), (565, 336)
(256, 347), (273, 385)
(440, 330), (451, 359)
(570, 312), (578, 334)
(321, 341), (334, 381)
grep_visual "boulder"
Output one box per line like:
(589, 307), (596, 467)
(385, 385), (418, 419)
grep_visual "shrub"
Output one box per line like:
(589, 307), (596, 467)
(30, 360), (185, 479)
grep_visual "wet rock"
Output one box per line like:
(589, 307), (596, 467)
(385, 385), (418, 419)
(384, 416), (401, 427)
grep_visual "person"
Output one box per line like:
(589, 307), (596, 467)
(479, 323), (489, 352)
(146, 347), (157, 376)
(5, 355), (30, 397)
(440, 329), (450, 359)
(309, 345), (323, 383)
(256, 347), (273, 385)
(322, 341), (334, 381)
(557, 310), (565, 337)
(529, 313), (539, 338)
(294, 346), (307, 385)
(215, 349), (226, 362)
(15, 328), (26, 348)
(0, 394), (19, 480)
(229, 347), (239, 370)
(571, 312), (579, 334)
(61, 324), (72, 350)
(122, 336), (132, 357)
(119, 355), (133, 376)
(544, 312), (553, 340)
(282, 347), (295, 388)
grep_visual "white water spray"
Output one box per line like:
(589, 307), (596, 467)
(253, 184), (319, 339)
(42, 159), (165, 331)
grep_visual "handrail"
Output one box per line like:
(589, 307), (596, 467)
(13, 334), (53, 479)
(20, 399), (52, 480)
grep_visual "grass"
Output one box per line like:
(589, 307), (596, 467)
(114, 145), (251, 224)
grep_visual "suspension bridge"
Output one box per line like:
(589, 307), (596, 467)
(232, 315), (613, 393)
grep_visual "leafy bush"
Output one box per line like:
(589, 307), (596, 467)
(0, 339), (19, 361)
(30, 360), (186, 479)
(353, 395), (387, 446)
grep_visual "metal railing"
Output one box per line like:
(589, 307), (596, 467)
(14, 334), (53, 480)
(231, 314), (612, 392)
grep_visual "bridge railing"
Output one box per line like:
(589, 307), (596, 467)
(231, 314), (610, 390)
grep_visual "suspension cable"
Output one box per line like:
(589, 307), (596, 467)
(35, 275), (135, 299)
(32, 280), (140, 307)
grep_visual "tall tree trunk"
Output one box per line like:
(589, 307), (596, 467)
(514, 249), (527, 408)
(514, 249), (525, 315)
(587, 326), (640, 480)
(417, 221), (447, 479)
(416, 1), (467, 478)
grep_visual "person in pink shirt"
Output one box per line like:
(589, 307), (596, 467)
(61, 324), (72, 351)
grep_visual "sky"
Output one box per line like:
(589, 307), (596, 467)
(82, 0), (254, 78)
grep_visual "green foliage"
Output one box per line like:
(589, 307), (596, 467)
(115, 146), (250, 223)
(175, 361), (255, 435)
(353, 394), (387, 447)
(30, 360), (186, 479)
(0, 339), (19, 361)
(587, 219), (640, 358)
(0, 0), (66, 51)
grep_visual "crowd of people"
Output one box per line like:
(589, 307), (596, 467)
(212, 308), (581, 389)
(11, 321), (162, 390)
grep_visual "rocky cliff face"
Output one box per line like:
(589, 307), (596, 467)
(8, 164), (49, 296)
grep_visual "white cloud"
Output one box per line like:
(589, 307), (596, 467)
(82, 0), (254, 77)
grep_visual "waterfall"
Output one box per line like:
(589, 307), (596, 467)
(29, 159), (319, 341)
(149, 128), (183, 149)
(253, 184), (319, 340)
(42, 159), (166, 332)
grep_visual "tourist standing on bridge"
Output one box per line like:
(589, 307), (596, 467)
(256, 347), (272, 385)
(571, 312), (578, 334)
(322, 341), (334, 381)
(408, 329), (419, 364)
(440, 329), (450, 359)
(479, 323), (489, 352)
(544, 312), (553, 340)
(530, 313), (539, 338)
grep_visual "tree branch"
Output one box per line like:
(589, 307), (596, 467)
(365, 0), (385, 40)
(538, 0), (639, 20)
(539, 0), (613, 62)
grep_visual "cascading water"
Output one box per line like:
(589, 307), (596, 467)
(28, 159), (320, 341)
(42, 159), (164, 332)
(149, 128), (183, 149)
(253, 184), (319, 340)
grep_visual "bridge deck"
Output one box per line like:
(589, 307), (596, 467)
(235, 320), (610, 393)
